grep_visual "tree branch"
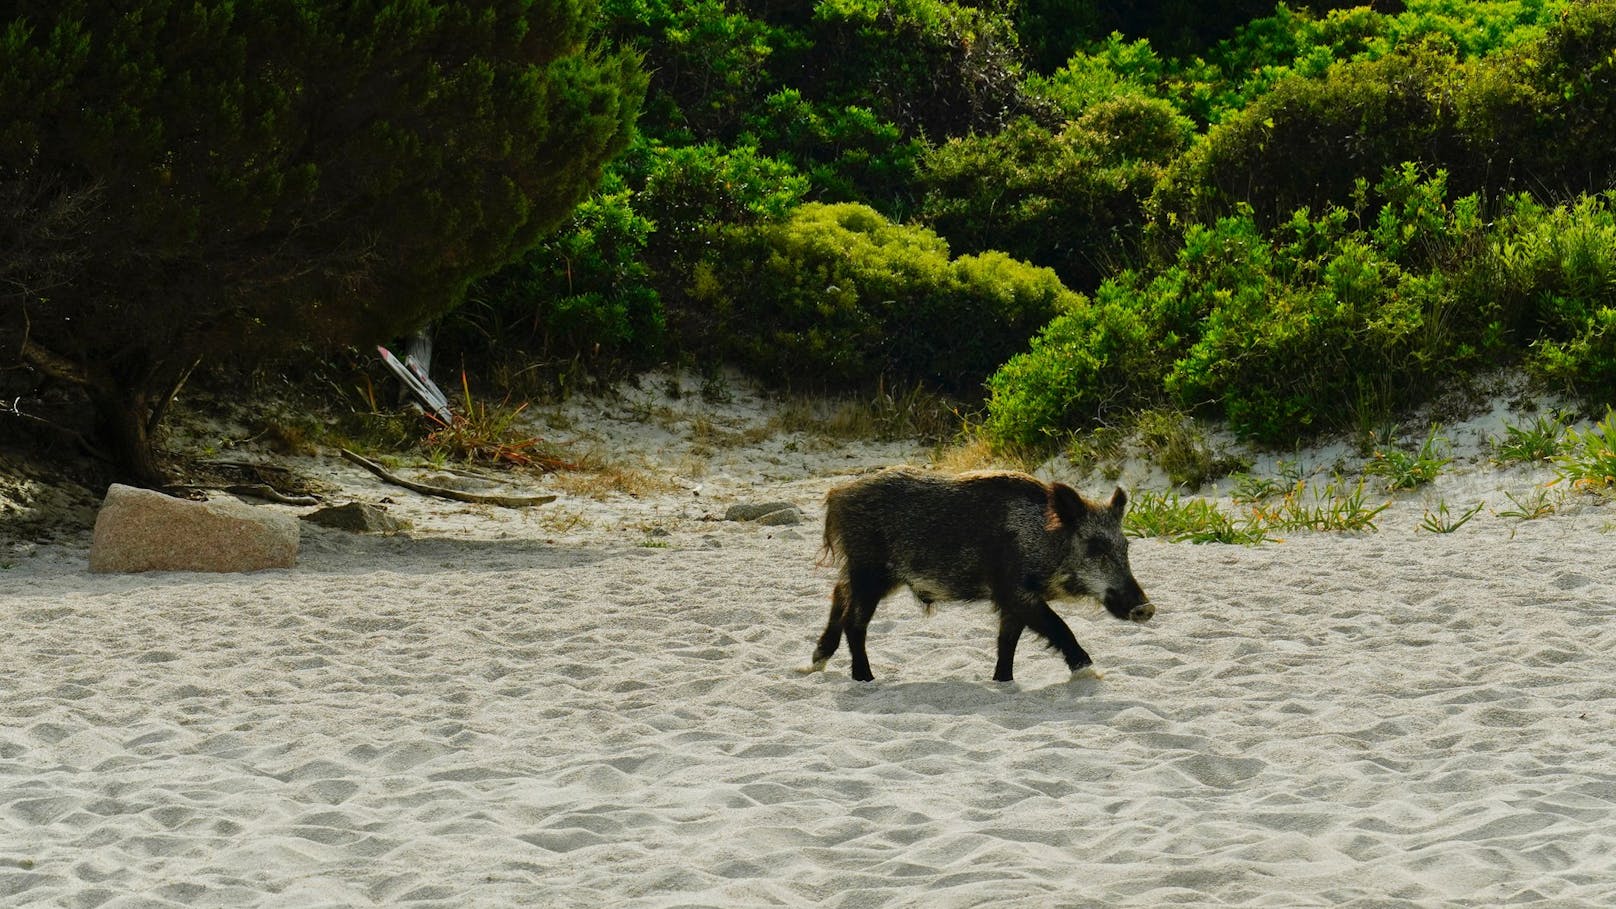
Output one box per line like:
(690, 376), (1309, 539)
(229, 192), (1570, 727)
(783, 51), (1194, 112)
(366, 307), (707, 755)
(18, 338), (88, 386)
(339, 448), (557, 507)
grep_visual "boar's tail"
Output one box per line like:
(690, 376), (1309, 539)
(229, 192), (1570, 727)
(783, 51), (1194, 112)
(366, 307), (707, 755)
(818, 490), (847, 568)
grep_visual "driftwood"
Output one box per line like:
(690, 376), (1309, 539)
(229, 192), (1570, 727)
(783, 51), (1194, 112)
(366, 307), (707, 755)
(339, 448), (556, 507)
(224, 484), (322, 507)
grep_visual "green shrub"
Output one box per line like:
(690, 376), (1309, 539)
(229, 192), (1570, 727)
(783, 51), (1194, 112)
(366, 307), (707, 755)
(1168, 233), (1443, 443)
(800, 0), (1036, 139)
(1510, 0), (1616, 194)
(1153, 44), (1457, 229)
(601, 0), (786, 142)
(1554, 408), (1616, 492)
(1153, 3), (1615, 232)
(633, 141), (807, 246)
(1197, 1), (1562, 120)
(743, 89), (924, 215)
(1535, 307), (1616, 399)
(1470, 192), (1616, 397)
(987, 165), (1505, 448)
(693, 202), (1079, 393)
(630, 140), (806, 344)
(453, 181), (664, 377)
(1075, 94), (1196, 163)
(916, 106), (1187, 291)
(1027, 33), (1178, 115)
(982, 290), (1160, 450)
(1491, 412), (1569, 465)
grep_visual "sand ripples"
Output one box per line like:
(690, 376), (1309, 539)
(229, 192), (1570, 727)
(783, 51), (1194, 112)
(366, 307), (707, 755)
(4, 503), (1616, 906)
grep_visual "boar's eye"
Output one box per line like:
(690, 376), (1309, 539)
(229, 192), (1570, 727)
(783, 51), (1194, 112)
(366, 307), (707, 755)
(1085, 537), (1111, 557)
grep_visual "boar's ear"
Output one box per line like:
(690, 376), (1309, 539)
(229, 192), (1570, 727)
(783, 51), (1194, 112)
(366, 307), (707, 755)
(1049, 482), (1089, 529)
(1108, 487), (1129, 518)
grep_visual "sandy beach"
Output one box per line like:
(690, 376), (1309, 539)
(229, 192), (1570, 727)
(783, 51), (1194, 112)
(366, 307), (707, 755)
(3, 376), (1616, 907)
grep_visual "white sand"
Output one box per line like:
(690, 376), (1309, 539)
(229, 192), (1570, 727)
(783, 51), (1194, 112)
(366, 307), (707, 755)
(4, 377), (1616, 907)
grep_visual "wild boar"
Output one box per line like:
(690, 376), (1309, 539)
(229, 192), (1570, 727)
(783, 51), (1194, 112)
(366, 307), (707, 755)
(804, 467), (1151, 682)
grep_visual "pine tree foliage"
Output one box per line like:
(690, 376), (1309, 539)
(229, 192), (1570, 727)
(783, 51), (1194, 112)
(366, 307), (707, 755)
(1, 0), (645, 483)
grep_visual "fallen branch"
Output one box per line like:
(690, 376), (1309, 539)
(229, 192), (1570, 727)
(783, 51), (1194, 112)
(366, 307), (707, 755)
(339, 448), (557, 507)
(224, 484), (323, 507)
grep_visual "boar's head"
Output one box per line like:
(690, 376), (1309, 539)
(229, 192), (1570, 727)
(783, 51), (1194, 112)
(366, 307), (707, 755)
(1049, 485), (1152, 623)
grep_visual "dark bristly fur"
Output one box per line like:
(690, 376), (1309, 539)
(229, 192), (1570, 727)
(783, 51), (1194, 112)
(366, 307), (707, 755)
(808, 467), (1152, 682)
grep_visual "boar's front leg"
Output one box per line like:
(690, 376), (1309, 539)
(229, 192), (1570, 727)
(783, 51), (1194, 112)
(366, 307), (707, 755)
(993, 614), (1025, 682)
(841, 565), (891, 682)
(994, 591), (1092, 681)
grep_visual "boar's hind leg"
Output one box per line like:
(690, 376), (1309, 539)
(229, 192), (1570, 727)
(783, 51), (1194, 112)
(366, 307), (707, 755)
(841, 566), (890, 682)
(1002, 595), (1092, 676)
(807, 581), (852, 672)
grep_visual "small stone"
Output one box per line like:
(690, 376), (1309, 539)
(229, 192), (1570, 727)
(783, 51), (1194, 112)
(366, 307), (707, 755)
(724, 501), (798, 522)
(754, 507), (804, 526)
(301, 502), (405, 534)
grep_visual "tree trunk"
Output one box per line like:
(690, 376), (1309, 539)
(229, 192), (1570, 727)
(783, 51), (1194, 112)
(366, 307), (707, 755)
(24, 339), (176, 488)
(87, 384), (167, 488)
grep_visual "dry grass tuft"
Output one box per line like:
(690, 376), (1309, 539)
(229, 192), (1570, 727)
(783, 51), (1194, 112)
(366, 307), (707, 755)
(928, 436), (1040, 474)
(549, 448), (680, 500)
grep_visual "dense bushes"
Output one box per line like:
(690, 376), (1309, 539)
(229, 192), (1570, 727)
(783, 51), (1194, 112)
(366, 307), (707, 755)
(450, 138), (808, 379)
(1482, 195), (1616, 398)
(449, 179), (664, 379)
(601, 0), (783, 142)
(687, 202), (1080, 392)
(19, 0), (1616, 479)
(985, 164), (1616, 449)
(917, 99), (1191, 291)
(797, 0), (1039, 140)
(460, 0), (1616, 452)
(1151, 45), (1461, 229)
(981, 290), (1160, 449)
(1150, 2), (1615, 231)
(743, 89), (925, 215)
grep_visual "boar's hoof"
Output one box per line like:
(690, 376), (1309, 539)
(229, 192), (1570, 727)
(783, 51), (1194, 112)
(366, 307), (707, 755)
(795, 659), (828, 675)
(1070, 666), (1105, 682)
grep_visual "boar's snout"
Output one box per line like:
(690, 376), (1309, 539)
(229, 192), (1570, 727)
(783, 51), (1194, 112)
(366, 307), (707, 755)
(1103, 577), (1152, 623)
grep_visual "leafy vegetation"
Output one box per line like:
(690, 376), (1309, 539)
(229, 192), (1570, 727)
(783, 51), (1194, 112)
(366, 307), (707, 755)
(422, 375), (575, 472)
(1419, 500), (1485, 534)
(1124, 473), (1390, 544)
(1496, 486), (1561, 520)
(1554, 408), (1616, 493)
(1366, 427), (1453, 491)
(13, 0), (1616, 485)
(689, 202), (1080, 393)
(1125, 490), (1268, 545)
(1492, 413), (1570, 465)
